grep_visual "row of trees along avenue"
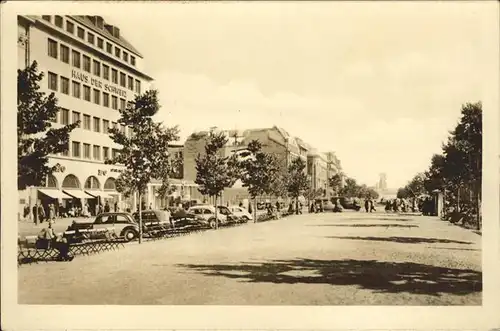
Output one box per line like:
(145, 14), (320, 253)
(19, 60), (377, 240)
(397, 102), (482, 230)
(194, 130), (310, 225)
(327, 174), (379, 200)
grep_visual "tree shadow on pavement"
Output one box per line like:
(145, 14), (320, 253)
(346, 217), (414, 222)
(429, 247), (481, 252)
(177, 258), (482, 297)
(327, 236), (473, 245)
(310, 224), (418, 228)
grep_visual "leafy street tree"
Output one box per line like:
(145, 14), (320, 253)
(338, 176), (378, 200)
(195, 130), (240, 229)
(339, 177), (359, 198)
(106, 89), (179, 243)
(328, 173), (343, 196)
(239, 140), (281, 221)
(269, 171), (288, 202)
(399, 173), (426, 199)
(18, 61), (78, 222)
(286, 157), (310, 214)
(400, 102), (482, 229)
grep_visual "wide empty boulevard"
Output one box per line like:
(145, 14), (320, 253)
(18, 211), (482, 305)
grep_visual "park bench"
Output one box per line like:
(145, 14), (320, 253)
(18, 228), (125, 265)
(17, 235), (60, 264)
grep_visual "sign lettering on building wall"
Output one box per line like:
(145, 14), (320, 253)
(98, 170), (107, 176)
(71, 70), (127, 98)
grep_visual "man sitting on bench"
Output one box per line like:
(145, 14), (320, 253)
(38, 221), (74, 261)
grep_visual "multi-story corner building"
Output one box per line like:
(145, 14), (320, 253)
(18, 15), (153, 215)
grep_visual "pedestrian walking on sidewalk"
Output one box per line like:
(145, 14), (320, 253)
(38, 204), (46, 223)
(49, 203), (56, 222)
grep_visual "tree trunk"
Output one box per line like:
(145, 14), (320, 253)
(476, 180), (481, 230)
(138, 192), (143, 244)
(214, 194), (219, 230)
(253, 198), (257, 223)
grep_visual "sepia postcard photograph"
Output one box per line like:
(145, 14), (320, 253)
(1, 1), (499, 330)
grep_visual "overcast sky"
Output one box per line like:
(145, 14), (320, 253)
(105, 2), (494, 188)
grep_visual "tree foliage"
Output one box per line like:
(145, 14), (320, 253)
(328, 173), (343, 195)
(195, 130), (240, 206)
(240, 140), (281, 199)
(106, 89), (179, 198)
(18, 61), (78, 190)
(286, 157), (310, 199)
(398, 102), (482, 228)
(338, 176), (379, 199)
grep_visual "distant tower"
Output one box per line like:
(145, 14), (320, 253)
(378, 173), (387, 191)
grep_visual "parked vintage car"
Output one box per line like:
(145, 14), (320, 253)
(187, 205), (237, 228)
(170, 208), (211, 229)
(228, 205), (253, 221)
(69, 212), (141, 242)
(340, 197), (362, 211)
(132, 209), (171, 225)
(216, 205), (244, 224)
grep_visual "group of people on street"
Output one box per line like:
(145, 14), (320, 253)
(36, 220), (74, 261)
(364, 198), (377, 213)
(24, 200), (120, 224)
(383, 197), (435, 214)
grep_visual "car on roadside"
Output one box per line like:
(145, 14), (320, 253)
(170, 208), (211, 229)
(187, 205), (236, 228)
(332, 197), (362, 211)
(216, 205), (244, 224)
(69, 212), (141, 242)
(132, 209), (172, 226)
(228, 205), (253, 222)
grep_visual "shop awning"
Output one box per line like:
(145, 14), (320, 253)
(38, 189), (72, 199)
(85, 190), (112, 199)
(62, 189), (91, 199)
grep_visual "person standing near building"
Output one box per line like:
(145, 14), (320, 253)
(104, 201), (110, 213)
(48, 203), (56, 222)
(32, 204), (38, 224)
(38, 204), (46, 223)
(364, 198), (370, 213)
(114, 201), (118, 212)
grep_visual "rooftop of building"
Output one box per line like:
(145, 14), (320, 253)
(72, 16), (143, 58)
(24, 15), (144, 59)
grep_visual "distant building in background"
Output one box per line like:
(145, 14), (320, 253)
(307, 149), (328, 193)
(176, 126), (343, 205)
(374, 172), (397, 200)
(378, 173), (387, 191)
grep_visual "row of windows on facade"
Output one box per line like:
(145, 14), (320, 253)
(61, 140), (120, 162)
(47, 72), (130, 110)
(42, 15), (137, 67)
(54, 107), (132, 137)
(48, 38), (141, 94)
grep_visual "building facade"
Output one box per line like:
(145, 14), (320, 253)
(18, 15), (153, 216)
(307, 150), (329, 194)
(180, 126), (319, 205)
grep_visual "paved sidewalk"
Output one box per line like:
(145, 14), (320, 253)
(18, 211), (481, 305)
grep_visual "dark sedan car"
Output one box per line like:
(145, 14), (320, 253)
(170, 209), (210, 228)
